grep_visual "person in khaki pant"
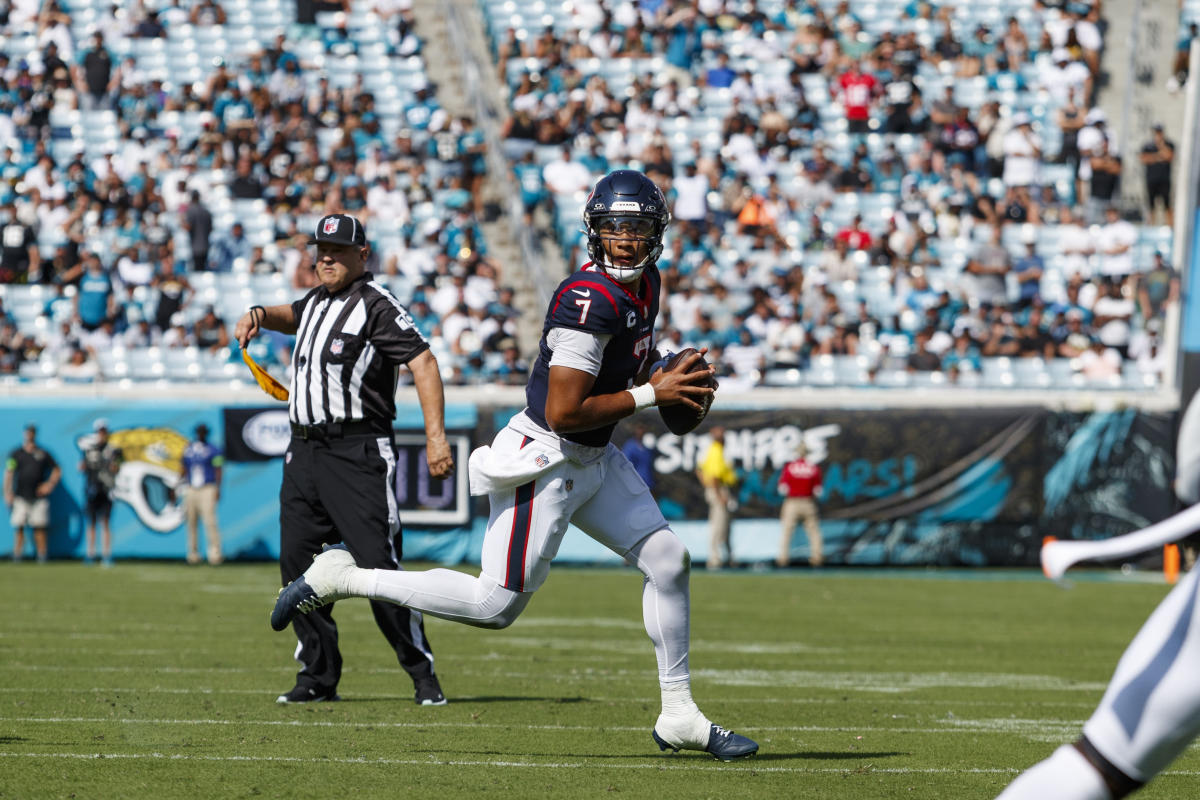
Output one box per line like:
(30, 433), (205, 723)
(777, 443), (824, 568)
(179, 423), (224, 565)
(696, 427), (739, 569)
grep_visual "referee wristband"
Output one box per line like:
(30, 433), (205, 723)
(626, 382), (657, 411)
(248, 305), (266, 325)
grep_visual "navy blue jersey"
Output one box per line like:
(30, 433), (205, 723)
(526, 263), (660, 447)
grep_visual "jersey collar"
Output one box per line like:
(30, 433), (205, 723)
(584, 263), (652, 317)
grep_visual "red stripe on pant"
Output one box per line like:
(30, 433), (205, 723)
(504, 480), (536, 592)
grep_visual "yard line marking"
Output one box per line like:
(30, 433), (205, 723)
(0, 751), (1199, 777)
(0, 716), (1094, 736)
(0, 688), (1103, 708)
(0, 664), (1110, 691)
(0, 752), (999, 772)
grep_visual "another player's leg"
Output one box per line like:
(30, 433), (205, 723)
(202, 487), (223, 565)
(271, 454), (574, 631)
(777, 498), (799, 567)
(274, 442), (342, 704)
(997, 567), (1200, 798)
(573, 449), (758, 761)
(84, 504), (95, 562)
(99, 509), (112, 566)
(801, 499), (823, 567)
(33, 526), (48, 564)
(185, 489), (202, 565)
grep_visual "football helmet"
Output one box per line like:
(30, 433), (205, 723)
(582, 170), (670, 283)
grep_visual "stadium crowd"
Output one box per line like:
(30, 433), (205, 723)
(493, 0), (1179, 389)
(0, 0), (1184, 391)
(0, 0), (528, 386)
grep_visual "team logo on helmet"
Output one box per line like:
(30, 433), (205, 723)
(323, 217), (340, 235)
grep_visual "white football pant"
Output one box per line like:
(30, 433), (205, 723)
(366, 428), (693, 682)
(999, 566), (1200, 797)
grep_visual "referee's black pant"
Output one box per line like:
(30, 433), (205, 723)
(279, 429), (438, 693)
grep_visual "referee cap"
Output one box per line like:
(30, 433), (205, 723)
(308, 213), (367, 247)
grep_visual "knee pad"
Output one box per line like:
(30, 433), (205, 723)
(630, 528), (690, 585)
(475, 581), (532, 630)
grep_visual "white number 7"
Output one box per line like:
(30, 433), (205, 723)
(574, 298), (592, 325)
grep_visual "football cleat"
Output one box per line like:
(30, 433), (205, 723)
(414, 676), (448, 706)
(652, 723), (759, 762)
(276, 685), (340, 704)
(269, 547), (357, 631)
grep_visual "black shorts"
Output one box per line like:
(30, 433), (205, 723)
(1147, 181), (1171, 207)
(85, 493), (113, 522)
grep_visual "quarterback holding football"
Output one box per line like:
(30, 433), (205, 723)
(272, 170), (757, 761)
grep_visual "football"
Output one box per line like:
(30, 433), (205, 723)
(657, 348), (716, 436)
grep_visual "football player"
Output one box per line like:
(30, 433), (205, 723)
(271, 170), (758, 761)
(997, 390), (1200, 798)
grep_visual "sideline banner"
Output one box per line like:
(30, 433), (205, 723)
(587, 407), (1177, 567)
(0, 400), (478, 562)
(0, 399), (1177, 566)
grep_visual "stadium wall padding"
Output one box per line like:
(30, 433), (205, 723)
(0, 400), (1179, 567)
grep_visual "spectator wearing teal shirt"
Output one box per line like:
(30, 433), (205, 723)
(75, 253), (114, 331)
(513, 151), (546, 226)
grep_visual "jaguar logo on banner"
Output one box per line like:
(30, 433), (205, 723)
(76, 426), (186, 533)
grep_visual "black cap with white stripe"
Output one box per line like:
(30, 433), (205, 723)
(308, 213), (367, 247)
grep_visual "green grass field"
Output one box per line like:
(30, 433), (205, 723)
(2, 562), (1198, 799)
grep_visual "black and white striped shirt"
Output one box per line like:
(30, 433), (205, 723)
(287, 273), (429, 426)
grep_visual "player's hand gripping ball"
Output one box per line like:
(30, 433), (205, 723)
(657, 348), (716, 435)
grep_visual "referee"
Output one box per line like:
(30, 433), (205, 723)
(234, 212), (455, 706)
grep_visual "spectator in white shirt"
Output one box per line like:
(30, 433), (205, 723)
(1002, 113), (1041, 188)
(673, 162), (710, 226)
(1037, 49), (1091, 106)
(542, 146), (593, 197)
(724, 328), (766, 383)
(1057, 206), (1094, 278)
(366, 173), (410, 228)
(1079, 339), (1122, 379)
(667, 283), (704, 334)
(1096, 205), (1138, 277)
(1091, 277), (1135, 355)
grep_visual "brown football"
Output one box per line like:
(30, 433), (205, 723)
(657, 348), (715, 436)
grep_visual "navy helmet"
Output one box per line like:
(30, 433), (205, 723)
(582, 170), (670, 283)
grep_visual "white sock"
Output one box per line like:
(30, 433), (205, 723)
(996, 745), (1112, 800)
(660, 678), (702, 717)
(346, 566), (377, 598)
(656, 678), (711, 748)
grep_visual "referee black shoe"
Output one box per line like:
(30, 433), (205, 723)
(414, 676), (447, 706)
(276, 685), (340, 704)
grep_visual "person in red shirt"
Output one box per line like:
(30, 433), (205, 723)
(835, 214), (873, 251)
(778, 443), (824, 567)
(837, 61), (878, 134)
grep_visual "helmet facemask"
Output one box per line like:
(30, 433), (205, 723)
(585, 214), (665, 284)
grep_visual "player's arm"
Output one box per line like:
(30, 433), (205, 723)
(3, 459), (13, 506)
(407, 349), (454, 479)
(234, 304), (298, 347)
(544, 351), (714, 435)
